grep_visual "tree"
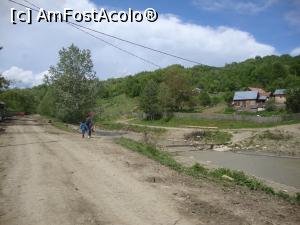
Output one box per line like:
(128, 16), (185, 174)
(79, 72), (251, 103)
(272, 61), (288, 80)
(286, 88), (300, 113)
(164, 69), (193, 111)
(0, 89), (37, 113)
(48, 44), (98, 122)
(223, 91), (234, 104)
(37, 87), (56, 117)
(139, 80), (161, 120)
(199, 91), (211, 106)
(0, 74), (10, 93)
(124, 76), (141, 97)
(158, 82), (175, 116)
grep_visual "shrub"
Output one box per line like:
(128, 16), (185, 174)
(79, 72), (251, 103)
(265, 99), (276, 112)
(286, 88), (300, 113)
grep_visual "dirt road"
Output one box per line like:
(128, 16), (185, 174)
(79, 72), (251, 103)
(0, 116), (299, 225)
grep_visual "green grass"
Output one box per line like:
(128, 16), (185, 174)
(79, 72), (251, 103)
(258, 130), (292, 140)
(238, 110), (288, 117)
(184, 130), (232, 144)
(223, 107), (236, 114)
(43, 117), (76, 133)
(115, 137), (300, 204)
(53, 122), (74, 132)
(223, 108), (288, 117)
(115, 137), (183, 172)
(95, 94), (139, 121)
(132, 117), (300, 129)
(97, 121), (166, 134)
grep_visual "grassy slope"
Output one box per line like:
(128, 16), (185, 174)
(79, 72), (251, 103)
(96, 95), (299, 129)
(185, 130), (232, 144)
(95, 94), (139, 121)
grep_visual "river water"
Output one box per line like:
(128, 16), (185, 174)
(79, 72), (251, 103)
(177, 150), (300, 189)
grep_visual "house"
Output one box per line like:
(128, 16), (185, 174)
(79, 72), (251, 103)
(246, 87), (271, 98)
(233, 91), (259, 111)
(273, 89), (287, 104)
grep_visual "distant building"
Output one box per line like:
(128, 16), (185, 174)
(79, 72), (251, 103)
(233, 91), (259, 111)
(273, 89), (287, 104)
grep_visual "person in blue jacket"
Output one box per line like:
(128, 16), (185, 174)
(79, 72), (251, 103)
(79, 121), (88, 138)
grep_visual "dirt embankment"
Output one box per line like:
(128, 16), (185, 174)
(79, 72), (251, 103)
(0, 116), (299, 225)
(153, 123), (300, 157)
(230, 125), (300, 156)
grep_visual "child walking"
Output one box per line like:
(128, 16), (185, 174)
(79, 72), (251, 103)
(80, 121), (88, 138)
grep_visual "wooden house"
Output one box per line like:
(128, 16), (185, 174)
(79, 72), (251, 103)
(273, 89), (286, 104)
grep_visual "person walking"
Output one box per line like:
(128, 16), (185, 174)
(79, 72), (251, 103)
(86, 115), (93, 138)
(79, 121), (88, 138)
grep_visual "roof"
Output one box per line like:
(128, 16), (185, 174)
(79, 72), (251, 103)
(247, 87), (271, 97)
(274, 89), (286, 95)
(258, 95), (267, 101)
(233, 91), (258, 101)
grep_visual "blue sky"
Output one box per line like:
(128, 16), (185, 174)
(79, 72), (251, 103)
(1, 0), (300, 87)
(93, 0), (299, 54)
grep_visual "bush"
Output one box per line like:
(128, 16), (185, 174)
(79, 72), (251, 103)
(199, 91), (211, 106)
(224, 107), (236, 114)
(265, 99), (276, 112)
(286, 88), (300, 113)
(37, 88), (56, 117)
(223, 91), (234, 104)
(211, 95), (222, 106)
(0, 89), (37, 113)
(184, 130), (232, 144)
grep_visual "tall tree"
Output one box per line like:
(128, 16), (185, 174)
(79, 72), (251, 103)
(158, 82), (175, 116)
(48, 44), (98, 122)
(139, 80), (161, 120)
(164, 69), (193, 111)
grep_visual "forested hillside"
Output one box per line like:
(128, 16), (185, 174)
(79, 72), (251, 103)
(1, 53), (300, 122)
(99, 54), (300, 98)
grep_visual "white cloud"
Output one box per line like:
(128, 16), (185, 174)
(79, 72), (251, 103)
(0, 0), (276, 87)
(290, 47), (300, 56)
(3, 66), (47, 88)
(193, 0), (278, 14)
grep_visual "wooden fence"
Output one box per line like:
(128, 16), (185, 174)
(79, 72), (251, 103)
(173, 112), (300, 123)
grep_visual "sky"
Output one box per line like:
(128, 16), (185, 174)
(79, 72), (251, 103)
(0, 0), (300, 87)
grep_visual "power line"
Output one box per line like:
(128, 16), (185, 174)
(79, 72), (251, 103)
(9, 0), (160, 68)
(9, 0), (202, 65)
(22, 0), (39, 9)
(68, 22), (202, 65)
(69, 24), (161, 68)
